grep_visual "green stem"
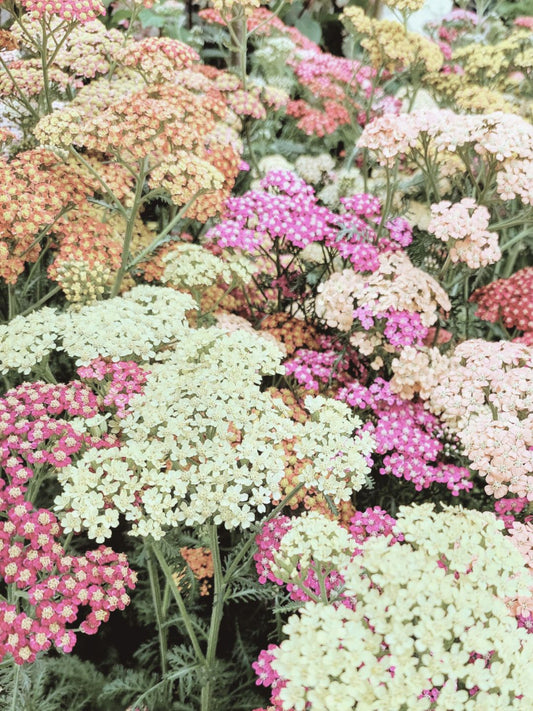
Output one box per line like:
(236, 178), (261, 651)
(110, 159), (148, 297)
(127, 189), (210, 271)
(40, 19), (53, 114)
(146, 544), (168, 676)
(69, 147), (127, 217)
(200, 525), (224, 711)
(150, 542), (206, 664)
(18, 285), (61, 318)
(7, 285), (17, 321)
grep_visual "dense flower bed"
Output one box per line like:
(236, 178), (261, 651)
(0, 0), (532, 708)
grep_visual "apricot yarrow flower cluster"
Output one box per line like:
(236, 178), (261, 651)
(315, 252), (450, 360)
(358, 110), (533, 181)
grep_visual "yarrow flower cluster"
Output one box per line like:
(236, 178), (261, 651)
(337, 377), (472, 495)
(428, 198), (501, 269)
(255, 505), (533, 710)
(0, 501), (136, 664)
(207, 173), (413, 276)
(0, 380), (116, 481)
(254, 507), (401, 603)
(470, 267), (533, 335)
(357, 111), (533, 194)
(54, 327), (374, 540)
(391, 341), (533, 500)
(0, 381), (135, 664)
(160, 243), (253, 292)
(315, 252), (450, 361)
(21, 0), (105, 23)
(76, 358), (149, 419)
(0, 286), (195, 373)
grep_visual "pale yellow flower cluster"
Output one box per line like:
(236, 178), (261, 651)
(55, 325), (374, 540)
(161, 243), (253, 291)
(0, 286), (195, 375)
(271, 505), (533, 710)
(383, 0), (425, 11)
(60, 286), (195, 364)
(54, 258), (111, 305)
(342, 7), (443, 75)
(209, 0), (261, 17)
(294, 396), (374, 503)
(294, 153), (335, 185)
(271, 511), (353, 585)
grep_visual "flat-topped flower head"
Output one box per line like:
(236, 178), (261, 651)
(21, 0), (105, 23)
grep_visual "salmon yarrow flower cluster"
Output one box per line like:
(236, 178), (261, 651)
(21, 0), (105, 23)
(428, 198), (501, 269)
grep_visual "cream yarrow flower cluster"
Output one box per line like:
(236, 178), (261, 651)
(268, 504), (533, 710)
(0, 308), (61, 375)
(271, 511), (353, 585)
(160, 243), (254, 291)
(0, 287), (195, 374)
(294, 396), (374, 503)
(55, 328), (374, 540)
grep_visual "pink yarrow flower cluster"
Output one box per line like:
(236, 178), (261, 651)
(0, 498), (136, 663)
(77, 358), (149, 419)
(353, 305), (428, 349)
(337, 377), (472, 495)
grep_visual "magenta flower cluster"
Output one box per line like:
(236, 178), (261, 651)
(353, 304), (428, 348)
(207, 171), (412, 274)
(283, 335), (359, 391)
(337, 378), (472, 494)
(77, 358), (149, 419)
